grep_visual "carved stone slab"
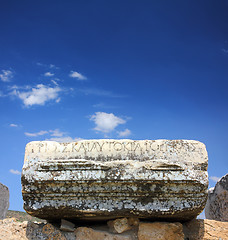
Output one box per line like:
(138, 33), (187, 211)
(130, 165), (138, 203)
(21, 139), (208, 221)
(0, 183), (9, 219)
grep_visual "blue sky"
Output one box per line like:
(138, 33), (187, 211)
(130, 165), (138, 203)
(0, 0), (228, 212)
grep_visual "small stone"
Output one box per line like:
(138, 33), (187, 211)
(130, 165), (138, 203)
(42, 223), (55, 235)
(138, 222), (184, 240)
(60, 219), (75, 232)
(108, 217), (139, 233)
(0, 182), (9, 220)
(205, 173), (228, 222)
(75, 227), (133, 240)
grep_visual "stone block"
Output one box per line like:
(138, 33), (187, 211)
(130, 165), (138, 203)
(107, 217), (139, 233)
(205, 173), (228, 221)
(138, 222), (184, 240)
(21, 139), (208, 221)
(75, 227), (133, 240)
(0, 182), (9, 219)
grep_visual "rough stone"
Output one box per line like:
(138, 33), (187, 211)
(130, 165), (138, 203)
(21, 139), (208, 221)
(0, 182), (9, 219)
(138, 222), (184, 240)
(183, 219), (228, 240)
(107, 217), (139, 233)
(60, 219), (75, 232)
(75, 227), (133, 240)
(205, 173), (228, 221)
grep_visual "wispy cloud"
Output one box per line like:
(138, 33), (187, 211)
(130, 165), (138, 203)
(45, 136), (83, 142)
(49, 64), (59, 69)
(69, 71), (87, 80)
(37, 62), (59, 69)
(44, 72), (54, 77)
(210, 176), (220, 182)
(9, 123), (18, 128)
(93, 102), (119, 109)
(118, 128), (131, 137)
(0, 70), (13, 82)
(49, 129), (65, 137)
(25, 130), (49, 137)
(25, 128), (81, 142)
(79, 88), (125, 98)
(90, 112), (126, 134)
(11, 84), (62, 106)
(222, 48), (228, 54)
(9, 169), (21, 175)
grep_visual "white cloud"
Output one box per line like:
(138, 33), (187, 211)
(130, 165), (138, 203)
(10, 169), (21, 175)
(222, 48), (228, 54)
(118, 128), (131, 137)
(210, 176), (220, 183)
(12, 84), (62, 106)
(44, 72), (54, 77)
(45, 136), (83, 142)
(0, 70), (13, 82)
(49, 129), (65, 137)
(10, 123), (18, 127)
(25, 130), (49, 137)
(69, 71), (87, 80)
(90, 112), (126, 134)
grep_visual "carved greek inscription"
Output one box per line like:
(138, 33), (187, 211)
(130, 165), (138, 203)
(27, 141), (201, 156)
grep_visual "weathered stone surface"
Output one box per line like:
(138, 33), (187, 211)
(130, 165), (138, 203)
(138, 222), (184, 240)
(0, 218), (228, 240)
(107, 217), (139, 233)
(75, 227), (133, 240)
(205, 173), (228, 221)
(183, 219), (228, 240)
(21, 139), (208, 221)
(0, 182), (9, 219)
(60, 219), (75, 232)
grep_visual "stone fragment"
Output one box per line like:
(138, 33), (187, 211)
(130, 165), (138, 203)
(21, 139), (208, 221)
(108, 217), (139, 233)
(183, 219), (228, 240)
(138, 222), (184, 240)
(205, 173), (228, 221)
(60, 219), (75, 232)
(0, 182), (9, 219)
(75, 227), (133, 240)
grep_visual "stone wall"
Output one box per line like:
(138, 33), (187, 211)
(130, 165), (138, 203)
(0, 217), (228, 240)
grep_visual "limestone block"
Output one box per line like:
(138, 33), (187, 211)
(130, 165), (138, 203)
(205, 173), (228, 221)
(75, 227), (133, 240)
(0, 182), (9, 219)
(21, 139), (208, 221)
(138, 222), (184, 240)
(107, 217), (139, 233)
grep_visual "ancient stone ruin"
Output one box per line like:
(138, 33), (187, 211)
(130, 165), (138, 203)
(21, 139), (208, 222)
(0, 182), (9, 220)
(205, 173), (228, 222)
